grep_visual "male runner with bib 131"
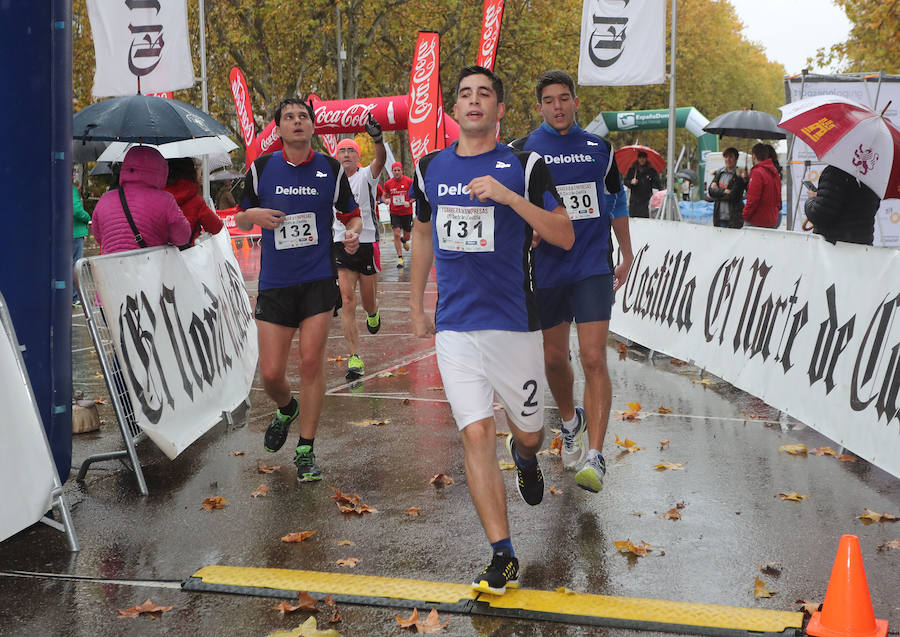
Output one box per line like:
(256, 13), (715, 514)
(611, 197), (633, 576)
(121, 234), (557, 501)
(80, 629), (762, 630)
(510, 70), (633, 493)
(410, 66), (574, 596)
(236, 98), (361, 483)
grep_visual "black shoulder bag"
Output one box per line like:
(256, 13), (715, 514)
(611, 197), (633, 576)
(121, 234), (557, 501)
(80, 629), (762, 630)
(117, 187), (147, 248)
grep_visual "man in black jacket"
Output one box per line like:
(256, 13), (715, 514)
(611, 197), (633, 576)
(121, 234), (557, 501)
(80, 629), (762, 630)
(805, 165), (880, 245)
(708, 147), (746, 228)
(624, 151), (661, 218)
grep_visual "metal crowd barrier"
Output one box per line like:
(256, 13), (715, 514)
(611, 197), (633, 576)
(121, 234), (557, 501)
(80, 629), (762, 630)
(0, 290), (79, 550)
(74, 254), (153, 495)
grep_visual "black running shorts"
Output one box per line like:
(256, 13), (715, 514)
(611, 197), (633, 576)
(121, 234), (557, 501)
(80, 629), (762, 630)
(254, 278), (341, 328)
(332, 242), (380, 275)
(390, 213), (413, 232)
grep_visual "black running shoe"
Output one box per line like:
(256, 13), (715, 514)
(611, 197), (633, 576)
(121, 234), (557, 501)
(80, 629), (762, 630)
(294, 445), (322, 482)
(506, 434), (544, 506)
(264, 402), (298, 453)
(472, 552), (519, 595)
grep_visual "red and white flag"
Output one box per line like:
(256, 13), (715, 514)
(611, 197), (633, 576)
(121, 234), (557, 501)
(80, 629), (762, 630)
(87, 0), (194, 96)
(321, 134), (339, 156)
(229, 67), (256, 149)
(245, 120), (281, 169)
(407, 32), (442, 165)
(476, 0), (504, 71)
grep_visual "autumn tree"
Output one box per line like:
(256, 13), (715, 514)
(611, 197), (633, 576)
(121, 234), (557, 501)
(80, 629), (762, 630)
(813, 0), (900, 73)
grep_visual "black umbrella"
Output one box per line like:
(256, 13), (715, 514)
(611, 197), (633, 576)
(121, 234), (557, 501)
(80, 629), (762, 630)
(676, 168), (699, 183)
(73, 94), (230, 144)
(703, 109), (785, 140)
(72, 139), (109, 163)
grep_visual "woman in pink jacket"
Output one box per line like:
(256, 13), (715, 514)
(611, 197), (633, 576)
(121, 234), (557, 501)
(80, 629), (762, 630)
(92, 146), (191, 254)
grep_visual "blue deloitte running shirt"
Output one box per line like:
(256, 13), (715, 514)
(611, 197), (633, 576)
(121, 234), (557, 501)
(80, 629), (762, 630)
(510, 123), (627, 289)
(240, 150), (359, 290)
(412, 143), (562, 333)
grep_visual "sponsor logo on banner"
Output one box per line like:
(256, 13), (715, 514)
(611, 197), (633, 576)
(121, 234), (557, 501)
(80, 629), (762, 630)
(612, 220), (900, 479)
(476, 0), (505, 70)
(321, 134), (338, 156)
(315, 102), (378, 129)
(230, 67), (256, 148)
(87, 0), (194, 97)
(617, 113), (636, 129)
(578, 0), (665, 86)
(408, 32), (442, 164)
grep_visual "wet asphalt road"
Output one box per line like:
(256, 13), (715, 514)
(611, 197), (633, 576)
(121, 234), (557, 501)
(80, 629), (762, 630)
(1, 236), (898, 637)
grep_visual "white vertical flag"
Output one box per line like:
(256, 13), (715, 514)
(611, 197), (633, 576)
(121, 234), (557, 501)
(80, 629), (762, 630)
(578, 0), (665, 86)
(87, 0), (194, 97)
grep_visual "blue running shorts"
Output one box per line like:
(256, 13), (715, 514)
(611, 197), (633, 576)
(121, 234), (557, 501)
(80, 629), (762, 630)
(537, 273), (614, 329)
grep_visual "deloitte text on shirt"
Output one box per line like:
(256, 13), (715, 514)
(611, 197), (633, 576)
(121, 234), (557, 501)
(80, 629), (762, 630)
(514, 124), (623, 289)
(413, 144), (560, 333)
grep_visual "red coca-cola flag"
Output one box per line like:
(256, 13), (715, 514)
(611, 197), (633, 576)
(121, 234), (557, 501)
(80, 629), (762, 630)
(476, 0), (504, 71)
(310, 95), (409, 134)
(408, 32), (442, 165)
(229, 67), (256, 149)
(442, 113), (460, 146)
(245, 120), (282, 169)
(321, 133), (338, 156)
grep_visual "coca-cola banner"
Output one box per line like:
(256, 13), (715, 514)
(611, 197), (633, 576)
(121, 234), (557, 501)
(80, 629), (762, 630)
(90, 230), (257, 459)
(310, 95), (409, 134)
(245, 120), (282, 168)
(476, 0), (505, 71)
(87, 0), (194, 97)
(408, 32), (442, 165)
(611, 220), (900, 479)
(578, 0), (665, 86)
(321, 134), (338, 157)
(229, 67), (256, 149)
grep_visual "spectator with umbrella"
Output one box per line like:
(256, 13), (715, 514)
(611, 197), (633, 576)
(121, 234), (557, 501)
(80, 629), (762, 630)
(804, 166), (880, 245)
(165, 157), (224, 248)
(708, 147), (746, 228)
(742, 143), (782, 228)
(624, 151), (662, 218)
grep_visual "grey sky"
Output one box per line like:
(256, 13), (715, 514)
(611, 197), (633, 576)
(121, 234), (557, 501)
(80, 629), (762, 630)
(729, 0), (851, 74)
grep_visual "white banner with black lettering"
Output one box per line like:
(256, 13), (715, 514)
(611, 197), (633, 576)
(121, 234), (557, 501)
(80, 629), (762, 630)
(87, 0), (194, 97)
(578, 0), (665, 86)
(0, 303), (59, 542)
(91, 231), (257, 459)
(612, 220), (900, 479)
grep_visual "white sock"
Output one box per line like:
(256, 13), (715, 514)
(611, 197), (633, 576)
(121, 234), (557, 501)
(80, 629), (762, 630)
(586, 448), (601, 461)
(561, 414), (578, 433)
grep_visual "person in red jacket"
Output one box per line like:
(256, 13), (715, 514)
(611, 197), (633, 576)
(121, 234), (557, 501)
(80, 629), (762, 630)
(165, 157), (225, 247)
(381, 161), (414, 268)
(742, 143), (782, 228)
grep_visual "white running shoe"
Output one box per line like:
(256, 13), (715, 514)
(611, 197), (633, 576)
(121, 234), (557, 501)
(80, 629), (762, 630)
(561, 406), (587, 469)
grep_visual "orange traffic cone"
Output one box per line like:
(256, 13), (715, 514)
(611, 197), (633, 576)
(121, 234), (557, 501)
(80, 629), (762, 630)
(806, 535), (888, 637)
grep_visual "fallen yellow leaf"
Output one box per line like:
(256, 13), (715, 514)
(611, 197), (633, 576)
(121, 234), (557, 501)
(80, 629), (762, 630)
(555, 586), (576, 594)
(117, 599), (175, 618)
(498, 460), (516, 470)
(201, 496), (228, 511)
(661, 508), (681, 520)
(693, 378), (711, 385)
(251, 485), (270, 498)
(613, 539), (652, 557)
(406, 507), (421, 516)
(811, 446), (837, 456)
(549, 486), (563, 495)
(615, 434), (644, 453)
(266, 616), (341, 637)
(258, 464), (281, 474)
(793, 600), (821, 615)
(336, 557), (360, 568)
(659, 440), (670, 449)
(429, 473), (454, 487)
(876, 539), (900, 551)
(836, 453), (857, 462)
(350, 418), (390, 427)
(625, 401), (641, 412)
(281, 531), (316, 543)
(231, 451), (245, 456)
(657, 406), (672, 414)
(779, 443), (808, 456)
(753, 576), (776, 598)
(653, 461), (684, 471)
(777, 492), (809, 502)
(858, 508), (899, 524)
(336, 540), (355, 546)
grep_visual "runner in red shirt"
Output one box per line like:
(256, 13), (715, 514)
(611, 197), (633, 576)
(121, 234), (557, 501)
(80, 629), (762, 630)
(381, 161), (414, 268)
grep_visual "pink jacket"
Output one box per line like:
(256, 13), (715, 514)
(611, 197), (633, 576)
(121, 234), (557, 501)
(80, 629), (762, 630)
(92, 146), (191, 254)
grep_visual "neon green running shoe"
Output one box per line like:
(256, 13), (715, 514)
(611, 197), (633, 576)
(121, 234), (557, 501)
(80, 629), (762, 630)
(346, 354), (364, 379)
(366, 309), (381, 334)
(264, 401), (298, 453)
(294, 445), (322, 482)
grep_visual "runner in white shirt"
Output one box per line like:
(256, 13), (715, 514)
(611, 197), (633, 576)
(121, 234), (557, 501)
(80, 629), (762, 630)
(332, 116), (386, 379)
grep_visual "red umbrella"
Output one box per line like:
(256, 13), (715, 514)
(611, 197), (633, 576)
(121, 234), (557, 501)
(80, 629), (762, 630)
(615, 145), (665, 174)
(778, 95), (900, 200)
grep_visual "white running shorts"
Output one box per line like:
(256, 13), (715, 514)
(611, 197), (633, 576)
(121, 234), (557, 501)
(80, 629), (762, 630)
(435, 329), (545, 433)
